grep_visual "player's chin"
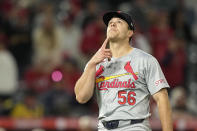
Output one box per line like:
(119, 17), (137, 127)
(108, 37), (119, 42)
(108, 30), (117, 35)
(107, 33), (118, 40)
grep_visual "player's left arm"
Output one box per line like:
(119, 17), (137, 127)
(152, 88), (173, 131)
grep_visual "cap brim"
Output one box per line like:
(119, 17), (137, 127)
(103, 12), (124, 26)
(103, 11), (134, 30)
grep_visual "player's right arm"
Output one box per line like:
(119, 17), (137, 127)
(74, 38), (111, 104)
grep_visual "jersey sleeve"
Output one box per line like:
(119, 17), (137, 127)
(145, 56), (170, 95)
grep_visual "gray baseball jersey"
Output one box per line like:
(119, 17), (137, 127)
(94, 48), (169, 121)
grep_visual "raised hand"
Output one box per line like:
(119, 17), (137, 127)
(88, 38), (112, 66)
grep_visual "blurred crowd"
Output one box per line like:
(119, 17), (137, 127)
(0, 0), (197, 123)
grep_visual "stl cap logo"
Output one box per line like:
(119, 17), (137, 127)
(117, 11), (121, 13)
(131, 22), (133, 27)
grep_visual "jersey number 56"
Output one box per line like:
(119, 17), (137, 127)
(118, 90), (136, 105)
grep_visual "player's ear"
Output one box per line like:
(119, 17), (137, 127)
(127, 30), (133, 38)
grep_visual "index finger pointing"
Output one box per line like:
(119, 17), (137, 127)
(101, 38), (109, 49)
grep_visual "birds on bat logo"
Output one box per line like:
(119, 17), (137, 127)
(95, 61), (138, 90)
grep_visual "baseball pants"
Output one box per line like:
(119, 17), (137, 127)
(98, 118), (152, 131)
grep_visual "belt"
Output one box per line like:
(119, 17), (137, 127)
(102, 119), (144, 130)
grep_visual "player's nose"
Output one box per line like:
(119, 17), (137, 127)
(110, 22), (117, 27)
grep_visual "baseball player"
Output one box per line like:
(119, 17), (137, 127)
(75, 11), (173, 131)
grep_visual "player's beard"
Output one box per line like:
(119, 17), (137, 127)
(107, 30), (119, 42)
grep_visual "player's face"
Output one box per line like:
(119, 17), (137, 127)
(107, 17), (131, 42)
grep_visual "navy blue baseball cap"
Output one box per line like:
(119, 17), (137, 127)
(103, 11), (134, 30)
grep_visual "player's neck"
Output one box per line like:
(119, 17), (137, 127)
(110, 41), (133, 58)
